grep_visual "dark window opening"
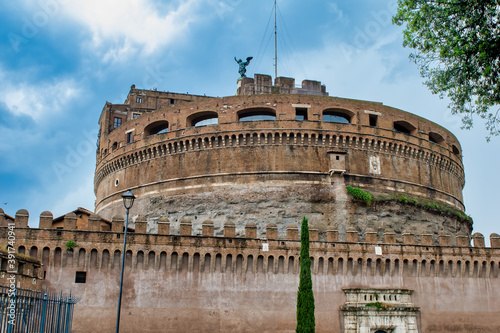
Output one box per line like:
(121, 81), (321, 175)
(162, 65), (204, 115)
(136, 97), (142, 103)
(170, 99), (175, 104)
(369, 114), (378, 127)
(17, 263), (24, 274)
(429, 132), (445, 144)
(145, 121), (169, 136)
(323, 112), (350, 124)
(1, 259), (7, 271)
(112, 142), (118, 151)
(393, 121), (415, 134)
(295, 108), (308, 120)
(452, 145), (460, 156)
(126, 132), (132, 144)
(43, 271), (46, 279)
(113, 117), (122, 128)
(336, 156), (340, 160)
(75, 271), (87, 283)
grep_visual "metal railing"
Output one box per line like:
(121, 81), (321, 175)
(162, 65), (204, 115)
(0, 285), (79, 333)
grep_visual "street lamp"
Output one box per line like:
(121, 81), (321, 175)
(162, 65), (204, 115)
(115, 189), (135, 333)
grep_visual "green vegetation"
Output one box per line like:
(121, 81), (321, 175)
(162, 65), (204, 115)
(365, 302), (393, 310)
(393, 1), (500, 138)
(346, 186), (373, 205)
(365, 302), (383, 310)
(371, 193), (472, 222)
(66, 240), (77, 251)
(296, 217), (315, 333)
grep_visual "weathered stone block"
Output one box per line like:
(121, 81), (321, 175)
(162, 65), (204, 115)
(439, 234), (451, 246)
(63, 212), (77, 230)
(266, 223), (278, 240)
(0, 208), (5, 227)
(365, 228), (377, 243)
(202, 220), (214, 236)
(327, 230), (339, 242)
(287, 224), (298, 240)
(309, 228), (319, 241)
(245, 223), (257, 238)
(456, 234), (470, 247)
(112, 216), (124, 232)
(224, 221), (236, 237)
(135, 216), (147, 234)
(15, 209), (29, 228)
(402, 232), (415, 245)
(490, 233), (500, 248)
(157, 217), (170, 235)
(472, 232), (485, 248)
(180, 219), (192, 236)
(420, 234), (433, 246)
(39, 211), (53, 229)
(88, 214), (101, 231)
(384, 229), (396, 244)
(346, 227), (358, 243)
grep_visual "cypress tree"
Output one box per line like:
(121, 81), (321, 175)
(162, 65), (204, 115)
(296, 217), (315, 332)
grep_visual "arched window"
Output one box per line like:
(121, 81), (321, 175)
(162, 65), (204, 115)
(187, 111), (219, 127)
(393, 121), (416, 135)
(238, 108), (276, 122)
(452, 144), (460, 156)
(429, 132), (445, 144)
(322, 108), (353, 124)
(144, 121), (169, 137)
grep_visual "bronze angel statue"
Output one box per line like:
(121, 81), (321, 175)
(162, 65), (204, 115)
(235, 56), (253, 78)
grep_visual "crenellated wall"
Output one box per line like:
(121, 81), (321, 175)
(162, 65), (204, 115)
(1, 209), (500, 332)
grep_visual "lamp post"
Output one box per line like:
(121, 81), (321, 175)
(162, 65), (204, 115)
(115, 188), (135, 333)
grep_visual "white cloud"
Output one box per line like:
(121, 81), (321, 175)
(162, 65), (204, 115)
(58, 0), (202, 59)
(0, 68), (81, 122)
(328, 3), (346, 22)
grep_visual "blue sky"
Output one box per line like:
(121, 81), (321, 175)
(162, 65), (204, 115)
(1, 0), (499, 242)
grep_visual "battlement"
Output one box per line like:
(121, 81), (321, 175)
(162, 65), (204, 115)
(1, 208), (495, 247)
(236, 74), (328, 96)
(1, 208), (500, 282)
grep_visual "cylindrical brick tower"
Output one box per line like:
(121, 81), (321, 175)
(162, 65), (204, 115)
(94, 76), (470, 240)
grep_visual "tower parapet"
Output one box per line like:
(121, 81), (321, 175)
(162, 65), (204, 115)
(236, 74), (328, 96)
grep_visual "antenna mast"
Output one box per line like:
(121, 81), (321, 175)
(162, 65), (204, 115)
(274, 0), (277, 80)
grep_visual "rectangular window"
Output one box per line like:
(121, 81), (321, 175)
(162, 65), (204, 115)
(136, 97), (142, 103)
(114, 117), (122, 128)
(369, 114), (378, 127)
(17, 263), (24, 274)
(295, 108), (308, 120)
(126, 132), (132, 144)
(75, 271), (87, 283)
(133, 113), (140, 119)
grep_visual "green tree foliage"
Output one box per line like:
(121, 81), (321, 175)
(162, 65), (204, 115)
(393, 0), (500, 139)
(296, 217), (315, 333)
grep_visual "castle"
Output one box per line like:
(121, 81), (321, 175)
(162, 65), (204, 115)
(1, 74), (500, 332)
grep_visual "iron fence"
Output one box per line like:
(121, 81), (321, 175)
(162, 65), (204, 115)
(0, 285), (79, 333)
